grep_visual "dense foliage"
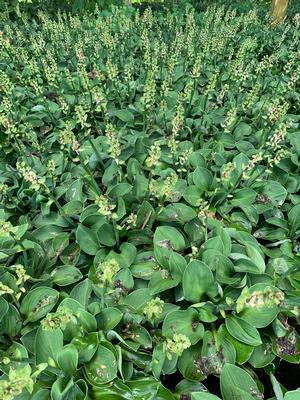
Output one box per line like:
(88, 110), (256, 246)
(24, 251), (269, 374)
(1, 0), (286, 18)
(0, 3), (300, 400)
(1, 0), (167, 16)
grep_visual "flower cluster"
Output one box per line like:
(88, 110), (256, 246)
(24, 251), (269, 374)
(219, 161), (237, 183)
(13, 264), (31, 299)
(241, 151), (264, 180)
(41, 306), (75, 331)
(0, 365), (34, 400)
(0, 220), (14, 238)
(145, 142), (161, 168)
(177, 148), (193, 173)
(121, 212), (137, 231)
(222, 107), (237, 133)
(0, 182), (9, 198)
(95, 259), (120, 286)
(16, 161), (44, 191)
(143, 72), (156, 112)
(168, 99), (185, 155)
(0, 282), (14, 296)
(149, 172), (178, 202)
(197, 199), (209, 218)
(164, 334), (191, 360)
(105, 123), (121, 161)
(59, 121), (80, 153)
(95, 195), (116, 218)
(143, 297), (164, 321)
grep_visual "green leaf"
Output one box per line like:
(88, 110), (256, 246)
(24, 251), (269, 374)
(114, 110), (134, 123)
(91, 380), (132, 399)
(62, 200), (83, 216)
(183, 185), (204, 206)
(285, 391), (300, 400)
(231, 253), (264, 275)
(31, 389), (50, 400)
(230, 188), (256, 207)
(97, 223), (116, 247)
(0, 297), (9, 322)
(58, 298), (96, 340)
(136, 201), (155, 229)
(261, 181), (287, 205)
(51, 265), (83, 286)
(154, 226), (186, 269)
(245, 243), (265, 273)
(225, 316), (262, 346)
(108, 183), (133, 197)
(162, 309), (204, 345)
(193, 167), (214, 191)
(71, 332), (99, 364)
(0, 304), (22, 337)
(220, 363), (260, 400)
(157, 203), (197, 224)
(32, 225), (64, 242)
(85, 344), (118, 385)
(122, 288), (152, 312)
(107, 242), (137, 268)
(129, 325), (152, 348)
(127, 377), (174, 399)
(233, 122), (252, 140)
(288, 203), (300, 237)
(248, 342), (275, 368)
(102, 160), (118, 185)
(51, 377), (88, 400)
(35, 327), (63, 364)
(192, 394), (222, 400)
(169, 252), (187, 280)
(57, 344), (78, 374)
(237, 284), (283, 328)
(70, 279), (92, 308)
(76, 224), (99, 255)
(270, 373), (284, 400)
(219, 325), (253, 365)
(97, 307), (123, 330)
(183, 260), (218, 303)
(149, 271), (179, 295)
(176, 380), (207, 397)
(215, 255), (239, 285)
(178, 346), (204, 380)
(20, 287), (59, 323)
(152, 344), (165, 379)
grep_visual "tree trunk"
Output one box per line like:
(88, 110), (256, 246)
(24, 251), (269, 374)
(271, 0), (289, 23)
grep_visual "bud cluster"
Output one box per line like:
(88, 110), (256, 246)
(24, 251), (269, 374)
(164, 334), (191, 360)
(95, 259), (120, 286)
(143, 297), (164, 321)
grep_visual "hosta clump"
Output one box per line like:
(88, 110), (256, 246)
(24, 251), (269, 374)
(0, 2), (300, 399)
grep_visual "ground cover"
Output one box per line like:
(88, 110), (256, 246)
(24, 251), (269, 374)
(0, 3), (300, 399)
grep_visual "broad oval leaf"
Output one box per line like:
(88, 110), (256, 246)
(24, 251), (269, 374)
(76, 224), (99, 255)
(183, 260), (218, 303)
(237, 283), (283, 328)
(220, 363), (261, 400)
(20, 287), (59, 323)
(162, 308), (204, 345)
(154, 226), (186, 268)
(85, 344), (118, 385)
(35, 326), (63, 364)
(225, 316), (262, 347)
